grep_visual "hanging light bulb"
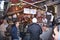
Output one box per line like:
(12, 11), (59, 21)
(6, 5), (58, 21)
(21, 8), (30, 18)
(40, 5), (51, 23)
(16, 6), (18, 10)
(17, 13), (20, 15)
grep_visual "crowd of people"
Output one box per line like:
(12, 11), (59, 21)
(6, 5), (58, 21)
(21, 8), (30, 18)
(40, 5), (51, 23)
(0, 9), (59, 40)
(0, 16), (59, 40)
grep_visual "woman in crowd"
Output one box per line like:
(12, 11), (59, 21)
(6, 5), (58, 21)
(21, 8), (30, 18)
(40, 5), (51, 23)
(11, 21), (20, 40)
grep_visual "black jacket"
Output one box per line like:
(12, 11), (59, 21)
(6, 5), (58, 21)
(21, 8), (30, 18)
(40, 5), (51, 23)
(27, 23), (42, 40)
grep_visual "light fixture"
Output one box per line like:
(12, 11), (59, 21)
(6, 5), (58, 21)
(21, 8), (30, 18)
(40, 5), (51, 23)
(17, 13), (20, 15)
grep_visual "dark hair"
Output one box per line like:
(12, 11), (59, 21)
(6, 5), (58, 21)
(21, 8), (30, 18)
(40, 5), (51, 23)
(43, 24), (48, 27)
(55, 17), (60, 25)
(11, 24), (15, 27)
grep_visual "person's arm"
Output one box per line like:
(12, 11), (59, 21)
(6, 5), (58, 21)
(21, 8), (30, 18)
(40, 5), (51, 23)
(39, 26), (42, 34)
(11, 27), (18, 39)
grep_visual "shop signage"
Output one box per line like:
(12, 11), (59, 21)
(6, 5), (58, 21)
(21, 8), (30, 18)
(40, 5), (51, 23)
(24, 8), (37, 14)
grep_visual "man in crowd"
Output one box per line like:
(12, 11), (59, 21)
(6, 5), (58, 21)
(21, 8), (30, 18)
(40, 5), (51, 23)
(0, 19), (9, 40)
(53, 17), (60, 40)
(27, 18), (42, 40)
(40, 23), (52, 40)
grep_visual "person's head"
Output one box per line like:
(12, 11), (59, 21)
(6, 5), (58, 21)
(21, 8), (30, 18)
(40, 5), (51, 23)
(54, 21), (60, 40)
(32, 18), (37, 23)
(55, 25), (60, 32)
(42, 23), (48, 31)
(3, 19), (8, 24)
(15, 21), (20, 27)
(55, 17), (60, 31)
(40, 10), (46, 15)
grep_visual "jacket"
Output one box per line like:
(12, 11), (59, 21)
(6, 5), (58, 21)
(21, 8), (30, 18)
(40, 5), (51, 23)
(27, 23), (42, 40)
(11, 25), (19, 39)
